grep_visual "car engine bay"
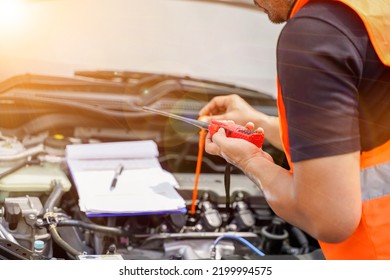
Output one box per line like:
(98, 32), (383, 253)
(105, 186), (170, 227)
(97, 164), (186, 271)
(0, 71), (322, 260)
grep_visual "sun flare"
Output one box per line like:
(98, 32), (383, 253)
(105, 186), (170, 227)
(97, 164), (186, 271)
(0, 0), (25, 25)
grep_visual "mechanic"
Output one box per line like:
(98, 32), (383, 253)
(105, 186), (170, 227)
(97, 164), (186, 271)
(199, 0), (390, 259)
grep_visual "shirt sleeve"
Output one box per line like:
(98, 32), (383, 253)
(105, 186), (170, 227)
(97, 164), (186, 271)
(277, 13), (364, 162)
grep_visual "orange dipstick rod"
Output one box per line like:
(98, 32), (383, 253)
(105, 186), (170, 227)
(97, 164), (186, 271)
(191, 127), (207, 215)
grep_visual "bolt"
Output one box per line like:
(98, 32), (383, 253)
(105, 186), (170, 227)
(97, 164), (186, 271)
(226, 223), (238, 232)
(159, 224), (168, 233)
(36, 219), (44, 227)
(28, 214), (36, 220)
(194, 224), (203, 232)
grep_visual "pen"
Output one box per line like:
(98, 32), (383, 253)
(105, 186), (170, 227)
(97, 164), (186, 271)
(110, 164), (124, 191)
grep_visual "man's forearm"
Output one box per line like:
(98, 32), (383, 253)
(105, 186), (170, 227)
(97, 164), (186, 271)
(242, 157), (323, 242)
(243, 156), (296, 219)
(241, 153), (362, 243)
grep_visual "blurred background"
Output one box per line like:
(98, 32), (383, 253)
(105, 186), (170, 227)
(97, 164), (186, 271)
(0, 0), (283, 98)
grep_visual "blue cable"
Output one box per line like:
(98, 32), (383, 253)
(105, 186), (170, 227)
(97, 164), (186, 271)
(213, 234), (266, 257)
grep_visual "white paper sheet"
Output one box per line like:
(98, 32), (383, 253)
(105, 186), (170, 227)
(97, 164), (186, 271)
(66, 140), (186, 216)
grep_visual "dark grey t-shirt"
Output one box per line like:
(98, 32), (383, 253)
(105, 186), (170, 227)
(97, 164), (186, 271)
(277, 1), (390, 163)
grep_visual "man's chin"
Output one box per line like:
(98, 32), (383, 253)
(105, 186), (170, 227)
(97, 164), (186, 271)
(267, 13), (288, 24)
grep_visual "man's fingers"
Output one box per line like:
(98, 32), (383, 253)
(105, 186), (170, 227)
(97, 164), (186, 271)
(199, 114), (226, 123)
(255, 127), (265, 134)
(205, 132), (221, 155)
(199, 96), (225, 116)
(244, 122), (255, 130)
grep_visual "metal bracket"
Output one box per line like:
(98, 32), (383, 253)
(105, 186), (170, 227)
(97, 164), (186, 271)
(0, 238), (33, 260)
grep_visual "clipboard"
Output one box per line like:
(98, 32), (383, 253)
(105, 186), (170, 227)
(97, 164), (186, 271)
(65, 140), (187, 217)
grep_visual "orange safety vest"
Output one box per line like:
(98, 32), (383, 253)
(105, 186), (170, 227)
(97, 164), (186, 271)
(277, 0), (390, 259)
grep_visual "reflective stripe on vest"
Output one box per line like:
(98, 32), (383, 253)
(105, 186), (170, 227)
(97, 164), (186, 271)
(318, 141), (390, 259)
(361, 161), (390, 200)
(278, 1), (390, 259)
(361, 138), (390, 200)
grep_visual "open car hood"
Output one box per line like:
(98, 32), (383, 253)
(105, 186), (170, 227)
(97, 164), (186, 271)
(0, 0), (283, 98)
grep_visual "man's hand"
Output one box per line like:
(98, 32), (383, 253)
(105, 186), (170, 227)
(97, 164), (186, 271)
(205, 121), (273, 172)
(199, 94), (260, 125)
(200, 94), (284, 150)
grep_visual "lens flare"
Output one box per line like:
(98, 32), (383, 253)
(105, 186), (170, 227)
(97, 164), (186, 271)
(0, 0), (24, 25)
